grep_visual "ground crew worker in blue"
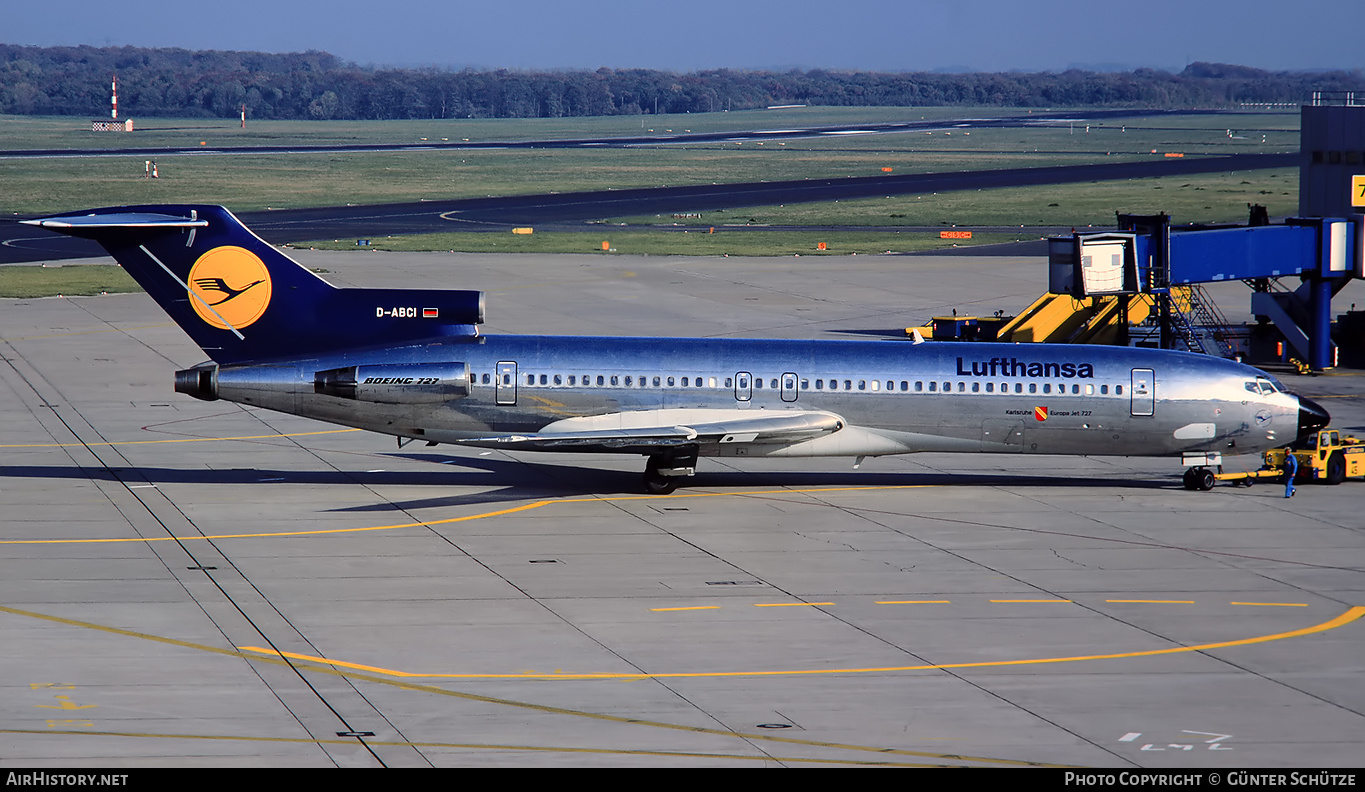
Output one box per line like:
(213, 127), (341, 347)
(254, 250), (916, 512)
(1284, 449), (1298, 498)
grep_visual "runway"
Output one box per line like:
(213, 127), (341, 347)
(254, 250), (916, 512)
(0, 152), (1296, 263)
(2, 248), (1362, 767)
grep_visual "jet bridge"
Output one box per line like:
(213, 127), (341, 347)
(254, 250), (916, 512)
(1046, 212), (1362, 370)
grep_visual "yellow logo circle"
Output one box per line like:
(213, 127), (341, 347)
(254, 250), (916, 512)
(187, 246), (272, 330)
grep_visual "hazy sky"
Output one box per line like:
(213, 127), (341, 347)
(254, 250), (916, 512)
(7, 0), (1362, 73)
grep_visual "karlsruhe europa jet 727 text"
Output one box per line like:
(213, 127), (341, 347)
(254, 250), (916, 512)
(25, 205), (1330, 494)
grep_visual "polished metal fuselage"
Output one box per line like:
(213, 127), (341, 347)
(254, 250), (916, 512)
(210, 335), (1300, 461)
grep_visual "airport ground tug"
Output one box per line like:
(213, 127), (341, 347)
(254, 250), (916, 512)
(1202, 429), (1365, 490)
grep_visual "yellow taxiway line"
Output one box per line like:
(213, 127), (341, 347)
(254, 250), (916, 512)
(235, 605), (1365, 681)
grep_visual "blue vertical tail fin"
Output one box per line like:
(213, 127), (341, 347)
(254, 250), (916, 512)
(24, 205), (483, 364)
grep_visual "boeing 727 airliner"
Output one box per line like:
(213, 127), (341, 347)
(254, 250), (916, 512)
(24, 205), (1330, 493)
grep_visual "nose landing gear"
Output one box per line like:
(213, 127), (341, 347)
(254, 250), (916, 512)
(1182, 466), (1217, 491)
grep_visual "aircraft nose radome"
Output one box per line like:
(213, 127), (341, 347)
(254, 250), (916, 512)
(1297, 396), (1330, 442)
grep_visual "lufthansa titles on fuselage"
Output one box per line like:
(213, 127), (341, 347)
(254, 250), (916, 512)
(956, 356), (1095, 379)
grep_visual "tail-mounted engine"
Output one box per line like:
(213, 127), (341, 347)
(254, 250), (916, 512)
(174, 363), (219, 401)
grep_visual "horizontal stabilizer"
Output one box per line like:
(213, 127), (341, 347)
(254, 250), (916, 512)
(23, 213), (209, 231)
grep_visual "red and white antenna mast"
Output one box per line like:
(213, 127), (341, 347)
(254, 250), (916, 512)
(111, 74), (118, 120)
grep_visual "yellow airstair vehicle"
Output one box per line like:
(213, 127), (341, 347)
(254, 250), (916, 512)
(992, 292), (1155, 345)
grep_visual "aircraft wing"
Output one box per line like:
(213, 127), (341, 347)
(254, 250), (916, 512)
(454, 409), (845, 450)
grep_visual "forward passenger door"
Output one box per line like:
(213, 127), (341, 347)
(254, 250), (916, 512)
(1130, 368), (1154, 416)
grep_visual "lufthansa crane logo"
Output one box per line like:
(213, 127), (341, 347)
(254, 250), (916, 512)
(187, 246), (272, 330)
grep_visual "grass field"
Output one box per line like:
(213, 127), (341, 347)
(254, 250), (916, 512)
(0, 264), (138, 298)
(0, 107), (1007, 151)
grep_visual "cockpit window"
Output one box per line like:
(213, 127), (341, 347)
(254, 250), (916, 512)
(1257, 377), (1277, 394)
(1244, 381), (1262, 395)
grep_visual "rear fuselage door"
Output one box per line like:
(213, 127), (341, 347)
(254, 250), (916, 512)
(1130, 368), (1154, 416)
(496, 361), (517, 405)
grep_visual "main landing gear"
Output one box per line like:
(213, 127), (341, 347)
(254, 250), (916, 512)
(643, 448), (698, 495)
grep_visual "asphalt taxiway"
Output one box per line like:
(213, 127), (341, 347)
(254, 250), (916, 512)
(1, 249), (1362, 767)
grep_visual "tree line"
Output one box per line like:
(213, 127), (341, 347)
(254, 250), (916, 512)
(2, 43), (1361, 120)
